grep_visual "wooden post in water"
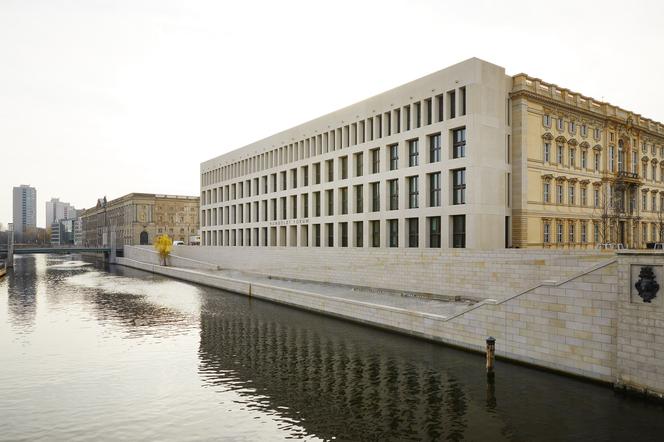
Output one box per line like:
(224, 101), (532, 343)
(7, 230), (14, 269)
(486, 336), (496, 377)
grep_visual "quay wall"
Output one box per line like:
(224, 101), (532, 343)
(120, 247), (664, 398)
(127, 245), (610, 300)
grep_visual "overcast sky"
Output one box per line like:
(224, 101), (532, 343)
(1, 0), (663, 228)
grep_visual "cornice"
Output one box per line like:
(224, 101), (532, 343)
(511, 88), (664, 142)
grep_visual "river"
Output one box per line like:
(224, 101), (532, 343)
(1, 254), (662, 441)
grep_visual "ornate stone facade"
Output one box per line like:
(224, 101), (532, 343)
(81, 193), (199, 246)
(511, 74), (664, 248)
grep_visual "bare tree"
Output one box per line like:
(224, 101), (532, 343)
(592, 182), (618, 246)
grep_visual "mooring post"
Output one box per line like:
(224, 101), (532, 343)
(7, 230), (14, 269)
(486, 336), (496, 377)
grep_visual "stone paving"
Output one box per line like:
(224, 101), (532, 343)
(196, 268), (476, 318)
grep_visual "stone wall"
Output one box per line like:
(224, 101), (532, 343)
(126, 245), (610, 300)
(616, 252), (664, 398)
(120, 248), (664, 397)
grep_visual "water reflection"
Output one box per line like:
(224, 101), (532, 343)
(2, 255), (664, 442)
(196, 291), (664, 442)
(6, 255), (37, 331)
(197, 296), (506, 441)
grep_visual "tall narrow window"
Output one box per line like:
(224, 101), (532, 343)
(340, 156), (348, 180)
(557, 144), (564, 164)
(371, 148), (380, 173)
(314, 224), (321, 247)
(314, 163), (321, 184)
(354, 185), (363, 213)
(407, 176), (419, 209)
(425, 99), (432, 125)
(448, 90), (456, 119)
(452, 215), (465, 248)
(428, 217), (441, 248)
(341, 222), (348, 247)
(557, 222), (563, 243)
(389, 144), (399, 170)
(429, 173), (441, 207)
(581, 187), (587, 206)
(543, 222), (550, 244)
(581, 150), (587, 169)
(543, 182), (550, 203)
(327, 223), (334, 247)
(326, 159), (334, 182)
(408, 218), (419, 247)
(609, 145), (615, 172)
(408, 139), (419, 167)
(430, 133), (441, 163)
(389, 179), (399, 210)
(371, 182), (380, 212)
(314, 191), (321, 216)
(460, 86), (466, 116)
(404, 105), (411, 131)
(355, 221), (363, 247)
(557, 184), (563, 204)
(452, 128), (466, 158)
(341, 187), (348, 215)
(327, 189), (334, 216)
(544, 142), (551, 163)
(452, 169), (466, 205)
(355, 152), (363, 177)
(436, 94), (444, 122)
(371, 220), (380, 247)
(388, 219), (398, 247)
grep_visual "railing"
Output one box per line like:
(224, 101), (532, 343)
(615, 171), (639, 180)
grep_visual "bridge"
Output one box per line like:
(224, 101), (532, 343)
(1, 246), (117, 255)
(1, 231), (122, 269)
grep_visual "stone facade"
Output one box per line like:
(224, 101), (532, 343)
(200, 58), (513, 250)
(121, 246), (664, 398)
(616, 252), (664, 396)
(200, 57), (664, 252)
(81, 193), (199, 246)
(138, 245), (609, 301)
(511, 74), (664, 249)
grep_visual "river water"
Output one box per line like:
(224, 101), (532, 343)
(1, 254), (662, 441)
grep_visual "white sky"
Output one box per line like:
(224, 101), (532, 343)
(1, 0), (663, 228)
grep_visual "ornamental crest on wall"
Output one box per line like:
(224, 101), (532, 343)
(635, 266), (659, 303)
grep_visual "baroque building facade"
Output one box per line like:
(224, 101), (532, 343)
(81, 193), (199, 246)
(200, 58), (664, 250)
(511, 74), (664, 248)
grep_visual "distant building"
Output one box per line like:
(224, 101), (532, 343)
(81, 193), (199, 247)
(74, 217), (83, 246)
(45, 198), (77, 229)
(50, 219), (77, 246)
(12, 185), (36, 242)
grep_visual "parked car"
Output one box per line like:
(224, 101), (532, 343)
(173, 240), (185, 246)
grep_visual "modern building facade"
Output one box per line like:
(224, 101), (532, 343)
(200, 58), (664, 250)
(50, 219), (76, 246)
(81, 193), (199, 247)
(200, 58), (511, 249)
(45, 198), (77, 229)
(12, 185), (37, 242)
